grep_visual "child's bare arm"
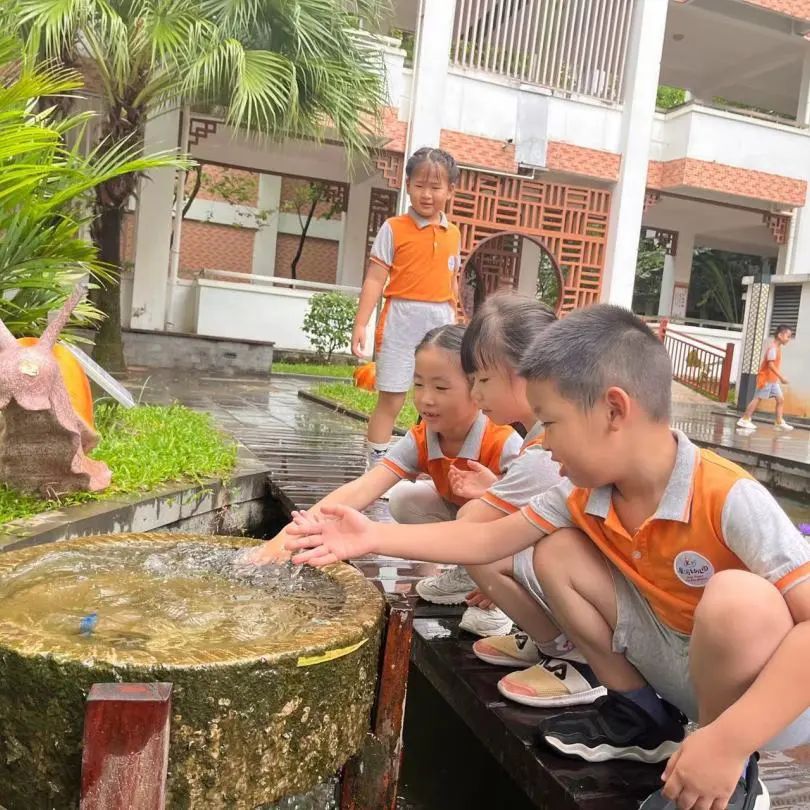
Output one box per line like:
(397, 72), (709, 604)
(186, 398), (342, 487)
(286, 506), (543, 566)
(247, 465), (400, 564)
(351, 264), (387, 357)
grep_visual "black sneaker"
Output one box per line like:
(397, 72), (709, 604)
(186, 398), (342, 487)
(537, 690), (686, 763)
(640, 754), (769, 809)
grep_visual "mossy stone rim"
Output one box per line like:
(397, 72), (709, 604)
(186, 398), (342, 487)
(0, 532), (383, 669)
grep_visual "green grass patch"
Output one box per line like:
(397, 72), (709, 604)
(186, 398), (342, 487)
(313, 382), (419, 430)
(0, 403), (237, 527)
(274, 362), (356, 378)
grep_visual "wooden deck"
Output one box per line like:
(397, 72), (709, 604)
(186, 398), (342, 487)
(131, 371), (810, 809)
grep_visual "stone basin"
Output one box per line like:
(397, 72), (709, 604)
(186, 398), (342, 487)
(0, 532), (384, 809)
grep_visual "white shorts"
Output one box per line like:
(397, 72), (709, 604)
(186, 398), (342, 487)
(375, 299), (455, 393)
(388, 479), (458, 524)
(755, 383), (783, 400)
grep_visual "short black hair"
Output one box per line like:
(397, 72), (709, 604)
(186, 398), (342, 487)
(518, 304), (672, 423)
(461, 292), (556, 374)
(416, 323), (466, 356)
(406, 147), (460, 185)
(775, 324), (793, 337)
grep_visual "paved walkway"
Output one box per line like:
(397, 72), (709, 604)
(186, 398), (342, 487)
(123, 368), (810, 809)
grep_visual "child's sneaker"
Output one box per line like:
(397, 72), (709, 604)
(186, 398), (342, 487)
(458, 606), (513, 637)
(538, 690), (686, 763)
(497, 656), (606, 708)
(473, 631), (541, 667)
(736, 417), (756, 429)
(639, 754), (769, 809)
(415, 566), (476, 604)
(775, 421), (794, 431)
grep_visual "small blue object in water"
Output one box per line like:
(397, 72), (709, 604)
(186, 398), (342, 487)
(79, 612), (98, 636)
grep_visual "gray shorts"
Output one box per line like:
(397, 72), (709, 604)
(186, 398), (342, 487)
(375, 299), (455, 392)
(611, 566), (810, 750)
(755, 383), (783, 400)
(513, 545), (554, 615)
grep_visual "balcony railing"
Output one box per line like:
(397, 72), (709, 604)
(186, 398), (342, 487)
(451, 0), (635, 103)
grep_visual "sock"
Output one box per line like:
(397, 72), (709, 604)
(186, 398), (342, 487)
(620, 685), (669, 725)
(366, 440), (390, 469)
(536, 633), (586, 664)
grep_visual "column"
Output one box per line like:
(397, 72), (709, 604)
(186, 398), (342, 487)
(785, 47), (810, 275)
(657, 254), (676, 317)
(129, 107), (181, 332)
(601, 0), (669, 307)
(339, 176), (375, 287)
(402, 0), (457, 184)
(518, 241), (542, 298)
(737, 272), (772, 410)
(251, 174), (282, 276)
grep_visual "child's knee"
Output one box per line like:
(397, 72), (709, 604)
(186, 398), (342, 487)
(532, 528), (594, 578)
(695, 570), (791, 639)
(387, 480), (412, 522)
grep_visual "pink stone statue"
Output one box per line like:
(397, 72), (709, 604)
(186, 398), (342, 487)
(0, 287), (112, 495)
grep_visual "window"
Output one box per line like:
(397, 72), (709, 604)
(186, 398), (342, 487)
(770, 285), (801, 335)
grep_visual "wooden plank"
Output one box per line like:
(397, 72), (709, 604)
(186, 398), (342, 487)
(80, 682), (172, 810)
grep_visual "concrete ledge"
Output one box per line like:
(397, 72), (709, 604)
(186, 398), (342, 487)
(297, 390), (407, 436)
(0, 446), (277, 553)
(123, 329), (274, 375)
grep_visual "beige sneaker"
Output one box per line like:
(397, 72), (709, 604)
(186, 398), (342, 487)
(497, 657), (607, 708)
(472, 632), (541, 668)
(775, 421), (794, 431)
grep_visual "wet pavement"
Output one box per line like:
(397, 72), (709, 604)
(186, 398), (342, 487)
(124, 368), (810, 810)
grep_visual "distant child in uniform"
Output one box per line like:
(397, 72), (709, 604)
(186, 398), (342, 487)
(737, 324), (794, 431)
(351, 147), (462, 472)
(288, 305), (810, 810)
(245, 324), (520, 566)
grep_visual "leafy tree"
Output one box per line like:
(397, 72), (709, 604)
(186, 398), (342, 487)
(632, 237), (666, 316)
(302, 292), (358, 362)
(687, 250), (764, 324)
(0, 34), (182, 339)
(11, 0), (387, 370)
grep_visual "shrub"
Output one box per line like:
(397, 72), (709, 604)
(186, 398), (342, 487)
(302, 292), (358, 362)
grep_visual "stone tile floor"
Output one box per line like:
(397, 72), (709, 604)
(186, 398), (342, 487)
(125, 368), (810, 809)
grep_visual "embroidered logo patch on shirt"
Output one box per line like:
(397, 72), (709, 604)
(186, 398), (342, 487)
(673, 551), (715, 588)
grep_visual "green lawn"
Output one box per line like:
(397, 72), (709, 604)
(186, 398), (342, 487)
(313, 382), (419, 430)
(0, 403), (237, 527)
(273, 362), (356, 378)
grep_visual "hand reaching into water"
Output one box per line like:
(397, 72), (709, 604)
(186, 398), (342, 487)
(448, 461), (498, 501)
(285, 506), (375, 566)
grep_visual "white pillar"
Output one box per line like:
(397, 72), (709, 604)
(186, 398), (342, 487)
(340, 176), (375, 287)
(402, 0), (457, 193)
(784, 47), (810, 276)
(658, 254), (676, 316)
(518, 241), (542, 298)
(251, 174), (282, 276)
(601, 0), (668, 307)
(130, 108), (181, 331)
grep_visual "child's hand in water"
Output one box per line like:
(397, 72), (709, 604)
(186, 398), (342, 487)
(285, 506), (374, 566)
(448, 461), (498, 500)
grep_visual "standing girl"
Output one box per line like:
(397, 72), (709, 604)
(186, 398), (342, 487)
(352, 147), (462, 472)
(247, 325), (520, 569)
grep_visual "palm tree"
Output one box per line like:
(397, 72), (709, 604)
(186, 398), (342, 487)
(0, 33), (185, 340)
(11, 0), (387, 370)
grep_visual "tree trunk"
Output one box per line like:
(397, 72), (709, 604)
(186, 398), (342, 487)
(91, 207), (126, 373)
(290, 193), (321, 280)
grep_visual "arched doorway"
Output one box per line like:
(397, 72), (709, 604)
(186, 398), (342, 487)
(459, 232), (565, 317)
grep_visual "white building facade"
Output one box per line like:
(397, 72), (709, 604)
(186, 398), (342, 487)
(123, 0), (810, 399)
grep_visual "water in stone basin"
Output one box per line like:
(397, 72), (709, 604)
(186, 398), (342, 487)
(0, 540), (345, 666)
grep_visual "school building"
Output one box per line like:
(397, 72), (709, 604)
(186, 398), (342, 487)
(119, 0), (810, 412)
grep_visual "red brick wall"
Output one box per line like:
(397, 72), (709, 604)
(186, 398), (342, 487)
(647, 158), (807, 206)
(274, 233), (338, 284)
(179, 220), (255, 279)
(440, 129), (517, 172)
(546, 142), (621, 182)
(740, 0), (810, 21)
(190, 164), (259, 205)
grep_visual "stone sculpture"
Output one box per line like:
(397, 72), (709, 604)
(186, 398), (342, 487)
(0, 287), (111, 495)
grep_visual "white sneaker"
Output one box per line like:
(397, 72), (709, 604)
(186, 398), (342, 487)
(775, 421), (794, 431)
(459, 606), (513, 638)
(736, 417), (756, 429)
(415, 566), (476, 604)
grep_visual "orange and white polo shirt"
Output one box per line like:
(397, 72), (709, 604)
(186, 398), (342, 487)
(369, 208), (461, 304)
(481, 422), (561, 514)
(521, 430), (810, 634)
(383, 412), (522, 507)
